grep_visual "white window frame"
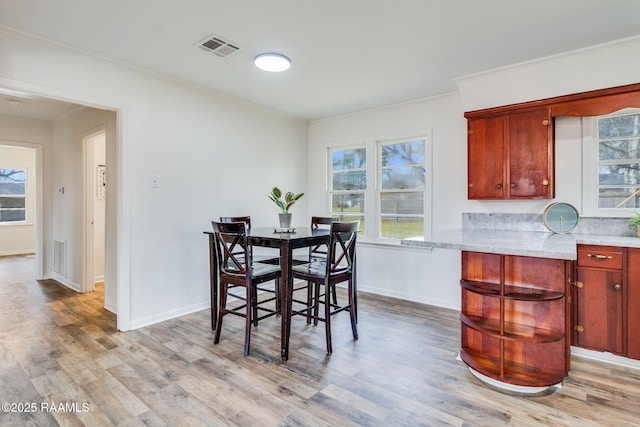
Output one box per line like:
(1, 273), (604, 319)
(582, 108), (640, 217)
(0, 167), (27, 225)
(328, 144), (367, 230)
(327, 130), (432, 245)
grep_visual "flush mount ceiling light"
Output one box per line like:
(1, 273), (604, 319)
(254, 53), (291, 72)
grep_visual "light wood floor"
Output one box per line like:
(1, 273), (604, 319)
(2, 254), (640, 426)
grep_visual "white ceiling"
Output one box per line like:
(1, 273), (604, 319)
(1, 0), (640, 121)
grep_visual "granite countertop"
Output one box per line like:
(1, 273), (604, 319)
(402, 228), (640, 260)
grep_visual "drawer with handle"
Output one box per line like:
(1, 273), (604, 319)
(577, 245), (623, 269)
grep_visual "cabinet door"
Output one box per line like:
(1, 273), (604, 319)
(507, 109), (554, 199)
(575, 267), (623, 354)
(628, 248), (640, 359)
(467, 116), (504, 199)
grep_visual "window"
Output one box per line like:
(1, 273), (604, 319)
(583, 110), (640, 215)
(0, 168), (27, 223)
(329, 132), (431, 243)
(379, 138), (426, 239)
(330, 147), (366, 232)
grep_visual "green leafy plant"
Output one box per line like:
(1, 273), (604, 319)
(629, 211), (640, 227)
(269, 187), (304, 214)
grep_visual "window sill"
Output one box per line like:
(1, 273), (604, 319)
(357, 239), (434, 253)
(0, 221), (33, 227)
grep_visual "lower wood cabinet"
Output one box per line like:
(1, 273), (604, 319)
(573, 245), (640, 361)
(460, 251), (570, 387)
(627, 248), (640, 359)
(573, 245), (625, 355)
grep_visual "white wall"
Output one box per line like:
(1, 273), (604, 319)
(0, 144), (36, 255)
(457, 36), (640, 112)
(308, 93), (467, 309)
(309, 37), (640, 310)
(0, 27), (308, 330)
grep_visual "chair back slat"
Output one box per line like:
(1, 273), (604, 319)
(310, 216), (335, 258)
(211, 221), (249, 275)
(220, 216), (251, 228)
(327, 221), (359, 274)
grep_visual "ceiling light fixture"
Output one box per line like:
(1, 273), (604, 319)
(254, 53), (291, 72)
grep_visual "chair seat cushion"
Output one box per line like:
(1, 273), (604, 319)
(222, 260), (280, 277)
(251, 263), (281, 277)
(253, 255), (281, 265)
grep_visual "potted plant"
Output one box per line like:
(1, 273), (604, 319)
(630, 211), (640, 238)
(269, 187), (304, 228)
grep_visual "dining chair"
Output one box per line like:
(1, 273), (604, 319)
(219, 215), (280, 264)
(220, 215), (281, 309)
(290, 216), (335, 324)
(291, 221), (359, 353)
(211, 220), (281, 356)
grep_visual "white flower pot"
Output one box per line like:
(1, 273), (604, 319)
(279, 213), (292, 229)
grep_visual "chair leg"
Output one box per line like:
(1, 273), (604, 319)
(313, 282), (321, 326)
(325, 282), (333, 354)
(244, 285), (253, 356)
(251, 284), (259, 327)
(214, 283), (228, 344)
(348, 279), (358, 340)
(275, 278), (281, 311)
(306, 282), (313, 324)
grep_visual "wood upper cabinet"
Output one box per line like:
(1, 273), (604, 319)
(467, 108), (554, 200)
(467, 116), (504, 199)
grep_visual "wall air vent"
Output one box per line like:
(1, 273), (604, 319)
(197, 34), (242, 58)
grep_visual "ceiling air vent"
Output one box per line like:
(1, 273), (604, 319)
(197, 34), (242, 58)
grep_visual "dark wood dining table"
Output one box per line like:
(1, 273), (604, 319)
(205, 226), (330, 361)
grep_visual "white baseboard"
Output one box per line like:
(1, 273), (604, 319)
(571, 346), (640, 370)
(104, 300), (117, 314)
(130, 300), (210, 330)
(358, 284), (460, 311)
(0, 250), (35, 257)
(50, 273), (81, 292)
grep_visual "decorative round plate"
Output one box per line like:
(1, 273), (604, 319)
(543, 203), (579, 234)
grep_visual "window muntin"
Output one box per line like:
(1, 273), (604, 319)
(378, 139), (426, 239)
(0, 168), (26, 222)
(330, 147), (366, 232)
(595, 112), (640, 210)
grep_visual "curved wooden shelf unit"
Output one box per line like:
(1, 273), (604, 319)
(460, 279), (564, 301)
(459, 252), (570, 390)
(460, 348), (566, 388)
(460, 314), (564, 343)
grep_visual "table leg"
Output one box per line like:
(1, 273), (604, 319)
(280, 240), (293, 361)
(207, 233), (218, 330)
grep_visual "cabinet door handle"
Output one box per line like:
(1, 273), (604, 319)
(614, 283), (622, 291)
(510, 183), (517, 188)
(542, 179), (550, 186)
(587, 254), (612, 260)
(496, 183), (503, 189)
